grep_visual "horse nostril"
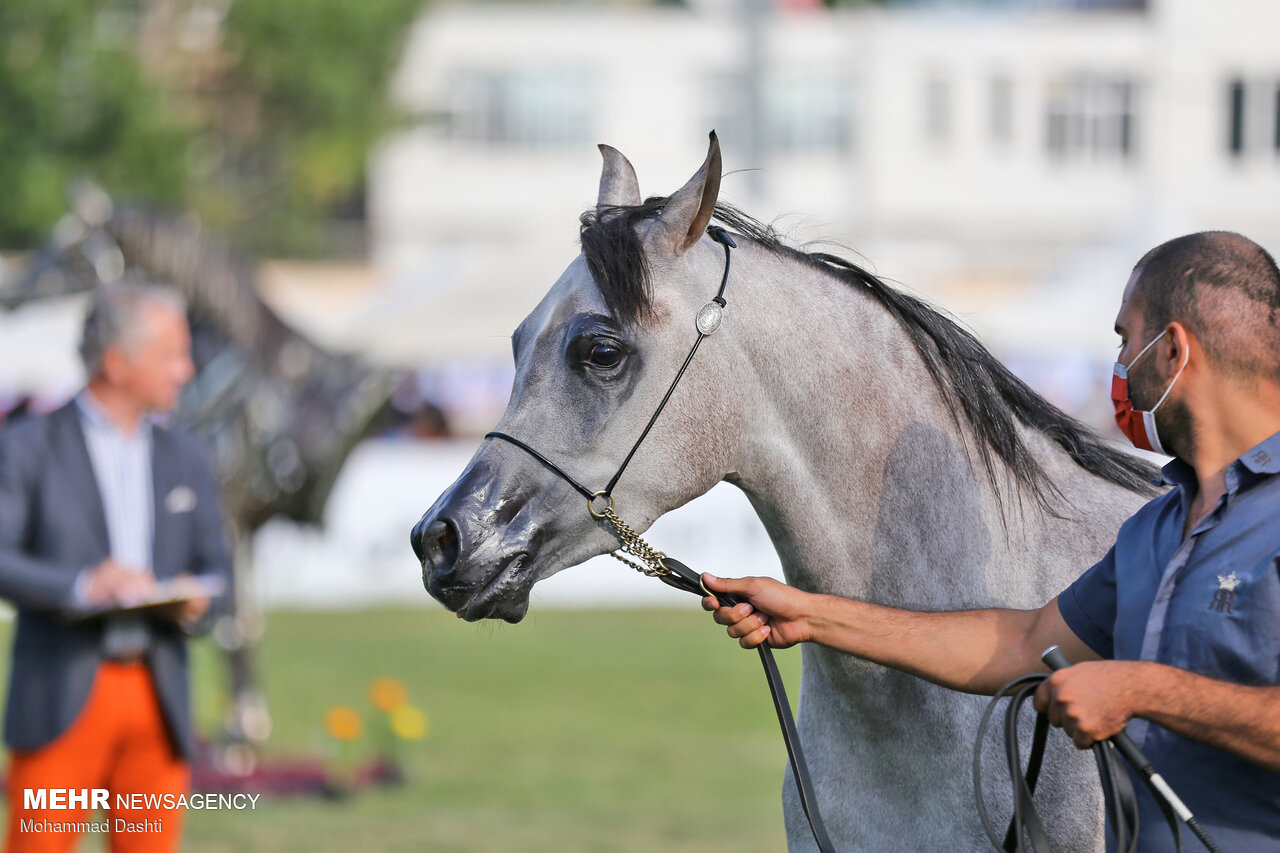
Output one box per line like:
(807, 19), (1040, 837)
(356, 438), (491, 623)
(436, 521), (459, 566)
(414, 517), (461, 580)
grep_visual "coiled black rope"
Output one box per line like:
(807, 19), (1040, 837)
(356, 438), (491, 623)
(974, 647), (1224, 853)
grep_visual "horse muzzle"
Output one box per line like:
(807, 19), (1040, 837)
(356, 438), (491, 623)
(412, 505), (535, 623)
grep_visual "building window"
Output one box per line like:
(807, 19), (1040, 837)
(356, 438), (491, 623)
(1045, 75), (1137, 161)
(1228, 78), (1246, 156)
(446, 69), (592, 149)
(1226, 77), (1280, 158)
(766, 73), (853, 153)
(924, 74), (951, 146)
(990, 75), (1013, 144)
(1274, 85), (1280, 152)
(706, 72), (853, 155)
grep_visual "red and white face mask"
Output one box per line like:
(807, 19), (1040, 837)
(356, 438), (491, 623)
(1111, 329), (1187, 455)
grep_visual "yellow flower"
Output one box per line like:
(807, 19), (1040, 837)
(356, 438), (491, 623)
(369, 677), (409, 712)
(324, 706), (363, 742)
(389, 705), (429, 741)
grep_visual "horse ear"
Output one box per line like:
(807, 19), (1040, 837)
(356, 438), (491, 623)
(68, 177), (113, 228)
(598, 144), (641, 209)
(655, 131), (722, 256)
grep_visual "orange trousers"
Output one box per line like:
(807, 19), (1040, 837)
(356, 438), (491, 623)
(4, 662), (189, 853)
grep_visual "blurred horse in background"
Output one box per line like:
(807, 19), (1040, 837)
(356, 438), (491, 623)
(412, 134), (1158, 850)
(1, 181), (396, 749)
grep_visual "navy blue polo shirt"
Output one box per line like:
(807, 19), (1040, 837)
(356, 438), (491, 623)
(1058, 431), (1280, 852)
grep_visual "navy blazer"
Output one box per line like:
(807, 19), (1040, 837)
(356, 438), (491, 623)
(0, 401), (231, 758)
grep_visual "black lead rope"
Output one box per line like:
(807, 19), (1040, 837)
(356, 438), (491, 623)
(659, 556), (837, 853)
(977, 647), (1224, 853)
(485, 227), (837, 853)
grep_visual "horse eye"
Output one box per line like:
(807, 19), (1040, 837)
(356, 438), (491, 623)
(587, 342), (622, 368)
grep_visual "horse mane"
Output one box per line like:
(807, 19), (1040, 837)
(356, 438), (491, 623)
(100, 205), (394, 529)
(105, 206), (278, 351)
(580, 198), (1160, 512)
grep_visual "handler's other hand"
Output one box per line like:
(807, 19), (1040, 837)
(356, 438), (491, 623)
(1033, 660), (1142, 750)
(701, 574), (812, 650)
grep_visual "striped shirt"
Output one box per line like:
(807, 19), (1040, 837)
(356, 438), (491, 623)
(76, 391), (154, 656)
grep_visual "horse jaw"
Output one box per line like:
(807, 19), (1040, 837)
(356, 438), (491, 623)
(413, 265), (634, 622)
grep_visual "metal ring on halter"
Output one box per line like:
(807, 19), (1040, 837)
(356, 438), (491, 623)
(587, 491), (615, 518)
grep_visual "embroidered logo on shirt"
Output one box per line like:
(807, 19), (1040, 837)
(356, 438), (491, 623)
(1252, 449), (1273, 468)
(1209, 571), (1241, 614)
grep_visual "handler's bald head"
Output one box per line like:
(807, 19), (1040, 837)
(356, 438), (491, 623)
(1131, 231), (1280, 383)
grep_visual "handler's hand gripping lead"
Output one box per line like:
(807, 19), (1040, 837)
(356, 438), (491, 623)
(1040, 646), (1221, 853)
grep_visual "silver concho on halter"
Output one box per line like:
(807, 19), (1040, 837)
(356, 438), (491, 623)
(695, 301), (724, 335)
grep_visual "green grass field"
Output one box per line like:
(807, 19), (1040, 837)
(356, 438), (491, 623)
(2, 607), (802, 852)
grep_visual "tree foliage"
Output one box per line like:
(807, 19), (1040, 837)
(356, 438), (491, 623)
(0, 0), (192, 247)
(0, 0), (424, 255)
(216, 0), (424, 254)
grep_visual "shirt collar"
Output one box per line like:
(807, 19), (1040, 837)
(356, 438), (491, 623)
(75, 390), (152, 440)
(1157, 429), (1280, 491)
(1238, 430), (1280, 476)
(1157, 456), (1195, 490)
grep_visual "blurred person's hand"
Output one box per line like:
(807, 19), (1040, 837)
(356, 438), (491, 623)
(156, 574), (212, 629)
(84, 559), (156, 608)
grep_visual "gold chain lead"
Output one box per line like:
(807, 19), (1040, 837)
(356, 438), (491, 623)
(599, 505), (671, 579)
(587, 490), (670, 579)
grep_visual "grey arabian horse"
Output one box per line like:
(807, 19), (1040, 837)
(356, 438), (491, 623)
(412, 134), (1157, 850)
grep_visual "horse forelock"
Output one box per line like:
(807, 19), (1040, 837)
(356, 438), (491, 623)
(578, 199), (665, 328)
(579, 198), (1160, 512)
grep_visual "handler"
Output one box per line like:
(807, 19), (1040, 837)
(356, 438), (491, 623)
(704, 231), (1280, 851)
(0, 283), (231, 853)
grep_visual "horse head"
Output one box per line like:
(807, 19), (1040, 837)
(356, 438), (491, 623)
(0, 180), (123, 311)
(414, 133), (751, 622)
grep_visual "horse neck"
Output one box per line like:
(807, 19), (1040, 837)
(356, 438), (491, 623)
(109, 209), (294, 356)
(722, 245), (1136, 610)
(110, 208), (389, 389)
(110, 209), (394, 518)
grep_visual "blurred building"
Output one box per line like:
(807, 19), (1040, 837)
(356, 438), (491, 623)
(368, 0), (1280, 411)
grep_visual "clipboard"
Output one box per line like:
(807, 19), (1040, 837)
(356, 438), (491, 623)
(72, 574), (226, 619)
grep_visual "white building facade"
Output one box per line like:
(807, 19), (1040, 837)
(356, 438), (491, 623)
(368, 0), (1280, 394)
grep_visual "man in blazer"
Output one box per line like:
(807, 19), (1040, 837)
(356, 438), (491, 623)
(0, 283), (231, 853)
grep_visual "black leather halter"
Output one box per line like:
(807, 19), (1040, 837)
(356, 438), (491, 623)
(485, 227), (836, 853)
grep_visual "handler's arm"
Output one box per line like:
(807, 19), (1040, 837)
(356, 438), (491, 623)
(702, 573), (1098, 696)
